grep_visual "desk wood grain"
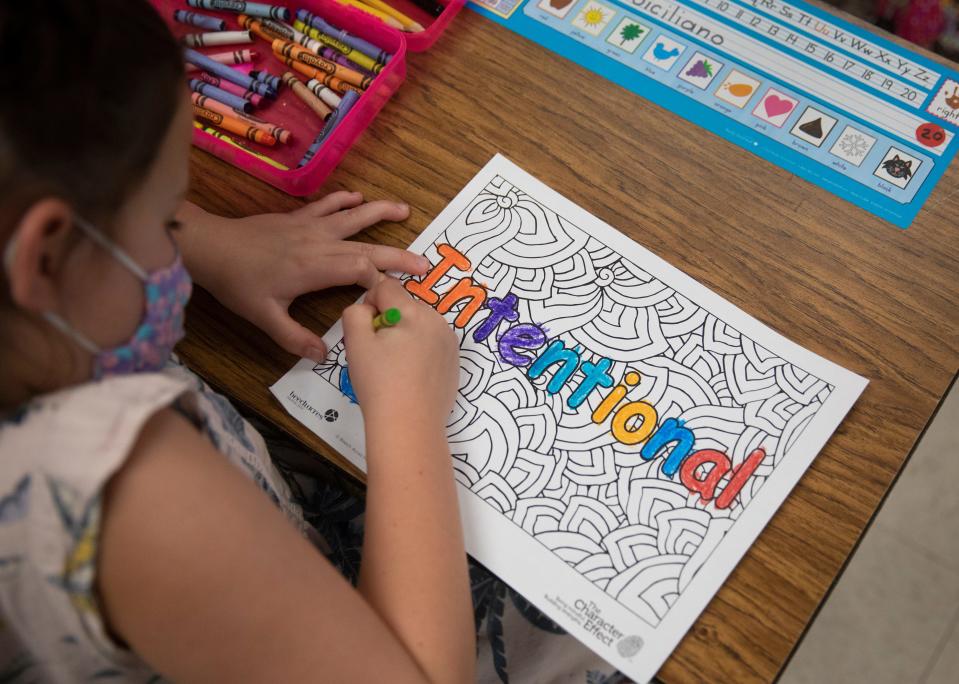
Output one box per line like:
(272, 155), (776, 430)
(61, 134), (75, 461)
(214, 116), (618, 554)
(178, 9), (959, 682)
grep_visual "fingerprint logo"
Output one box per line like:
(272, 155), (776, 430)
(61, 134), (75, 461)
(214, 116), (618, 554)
(617, 635), (644, 658)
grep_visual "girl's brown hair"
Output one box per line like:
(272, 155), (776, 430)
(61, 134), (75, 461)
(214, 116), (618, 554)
(0, 0), (184, 231)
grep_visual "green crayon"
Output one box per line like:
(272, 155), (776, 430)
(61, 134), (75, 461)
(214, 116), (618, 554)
(372, 308), (401, 331)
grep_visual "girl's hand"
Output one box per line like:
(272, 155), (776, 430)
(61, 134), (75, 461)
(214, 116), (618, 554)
(342, 278), (459, 432)
(176, 195), (430, 361)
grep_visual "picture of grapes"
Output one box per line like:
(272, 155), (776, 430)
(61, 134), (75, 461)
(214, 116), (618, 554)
(679, 52), (724, 89)
(685, 58), (714, 79)
(618, 22), (644, 45)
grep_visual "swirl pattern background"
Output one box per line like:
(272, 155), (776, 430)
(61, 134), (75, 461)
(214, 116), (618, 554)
(314, 176), (834, 627)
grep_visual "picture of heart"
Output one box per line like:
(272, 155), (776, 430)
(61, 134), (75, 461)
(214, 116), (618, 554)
(550, 0), (574, 8)
(763, 95), (794, 118)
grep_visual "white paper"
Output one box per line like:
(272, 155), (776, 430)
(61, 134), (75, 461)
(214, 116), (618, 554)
(271, 155), (867, 682)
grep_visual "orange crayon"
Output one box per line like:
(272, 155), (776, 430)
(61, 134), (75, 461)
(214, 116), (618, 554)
(192, 104), (277, 145)
(281, 72), (332, 121)
(278, 56), (363, 95)
(272, 39), (372, 89)
(190, 93), (291, 143)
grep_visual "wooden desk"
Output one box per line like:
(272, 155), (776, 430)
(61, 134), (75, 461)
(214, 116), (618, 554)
(179, 8), (959, 682)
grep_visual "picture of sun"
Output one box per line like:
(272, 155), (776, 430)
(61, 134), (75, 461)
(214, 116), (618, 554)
(572, 1), (615, 36)
(582, 7), (607, 26)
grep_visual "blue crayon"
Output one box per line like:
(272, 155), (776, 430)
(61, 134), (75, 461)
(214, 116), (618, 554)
(184, 48), (275, 98)
(188, 79), (253, 113)
(250, 70), (280, 91)
(173, 10), (227, 31)
(296, 9), (391, 67)
(297, 90), (360, 168)
(187, 0), (291, 22)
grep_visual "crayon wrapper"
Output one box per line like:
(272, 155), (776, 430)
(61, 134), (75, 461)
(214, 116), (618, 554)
(273, 40), (370, 89)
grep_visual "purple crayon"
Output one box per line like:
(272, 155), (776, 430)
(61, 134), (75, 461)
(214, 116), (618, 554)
(184, 48), (276, 98)
(318, 45), (375, 78)
(250, 70), (281, 91)
(188, 79), (253, 113)
(197, 73), (265, 106)
(297, 90), (360, 168)
(187, 0), (291, 22)
(173, 10), (227, 30)
(296, 9), (390, 67)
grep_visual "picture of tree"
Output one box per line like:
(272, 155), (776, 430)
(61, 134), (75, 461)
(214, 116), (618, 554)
(619, 22), (644, 45)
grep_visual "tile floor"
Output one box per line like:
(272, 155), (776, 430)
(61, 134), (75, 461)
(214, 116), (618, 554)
(780, 381), (959, 684)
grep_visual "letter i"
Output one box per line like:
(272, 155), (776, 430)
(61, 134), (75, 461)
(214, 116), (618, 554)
(405, 244), (471, 305)
(592, 370), (640, 424)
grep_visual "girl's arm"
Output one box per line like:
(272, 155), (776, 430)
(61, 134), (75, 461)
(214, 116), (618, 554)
(343, 278), (475, 682)
(99, 408), (450, 683)
(98, 281), (472, 682)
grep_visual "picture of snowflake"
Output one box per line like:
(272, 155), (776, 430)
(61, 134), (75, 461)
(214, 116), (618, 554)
(838, 133), (870, 158)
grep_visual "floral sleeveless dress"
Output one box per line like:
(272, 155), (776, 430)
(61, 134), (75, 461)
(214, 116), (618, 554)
(0, 362), (626, 683)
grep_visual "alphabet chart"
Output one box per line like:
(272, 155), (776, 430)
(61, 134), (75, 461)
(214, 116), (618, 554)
(272, 156), (867, 681)
(469, 0), (959, 228)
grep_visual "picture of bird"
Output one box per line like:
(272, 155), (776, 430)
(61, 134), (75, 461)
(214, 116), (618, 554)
(652, 42), (680, 61)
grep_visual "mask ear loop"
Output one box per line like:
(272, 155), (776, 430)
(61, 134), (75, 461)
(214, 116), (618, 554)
(3, 223), (102, 355)
(73, 216), (149, 281)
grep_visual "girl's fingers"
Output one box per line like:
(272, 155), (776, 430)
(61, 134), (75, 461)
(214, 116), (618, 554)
(298, 191), (364, 219)
(342, 242), (429, 276)
(365, 277), (414, 313)
(322, 201), (410, 240)
(258, 301), (328, 362)
(342, 301), (378, 346)
(303, 254), (384, 291)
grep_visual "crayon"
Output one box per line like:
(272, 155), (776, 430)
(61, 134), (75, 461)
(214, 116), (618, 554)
(279, 56), (363, 95)
(316, 44), (376, 77)
(239, 14), (296, 42)
(372, 307), (401, 331)
(297, 90), (360, 167)
(191, 92), (291, 143)
(306, 78), (343, 108)
(272, 40), (372, 89)
(294, 20), (383, 74)
(193, 121), (289, 170)
(293, 21), (383, 74)
(187, 0), (291, 21)
(173, 10), (227, 31)
(198, 73), (265, 106)
(188, 78), (253, 112)
(184, 49), (276, 97)
(250, 69), (280, 90)
(359, 0), (425, 32)
(243, 16), (375, 75)
(193, 104), (277, 145)
(181, 30), (255, 47)
(334, 0), (404, 30)
(409, 0), (444, 17)
(281, 72), (332, 121)
(185, 49), (257, 70)
(296, 10), (391, 65)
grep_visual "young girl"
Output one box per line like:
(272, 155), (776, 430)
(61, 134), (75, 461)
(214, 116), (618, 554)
(0, 2), (625, 682)
(0, 1), (472, 681)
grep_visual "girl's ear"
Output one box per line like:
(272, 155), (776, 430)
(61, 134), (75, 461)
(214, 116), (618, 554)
(4, 198), (75, 313)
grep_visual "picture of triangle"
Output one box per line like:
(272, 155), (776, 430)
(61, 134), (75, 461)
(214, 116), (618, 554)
(799, 117), (824, 139)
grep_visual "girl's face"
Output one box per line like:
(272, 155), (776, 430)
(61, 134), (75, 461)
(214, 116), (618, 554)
(5, 92), (193, 380)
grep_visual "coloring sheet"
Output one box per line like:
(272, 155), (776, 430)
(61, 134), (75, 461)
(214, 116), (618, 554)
(272, 155), (867, 681)
(469, 0), (959, 228)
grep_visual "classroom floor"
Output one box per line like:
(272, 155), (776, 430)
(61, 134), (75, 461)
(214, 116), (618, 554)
(779, 380), (959, 684)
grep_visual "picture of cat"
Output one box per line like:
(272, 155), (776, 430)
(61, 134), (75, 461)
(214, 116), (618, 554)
(882, 155), (913, 180)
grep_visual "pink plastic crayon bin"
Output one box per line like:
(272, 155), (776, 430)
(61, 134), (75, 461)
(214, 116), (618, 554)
(151, 0), (464, 195)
